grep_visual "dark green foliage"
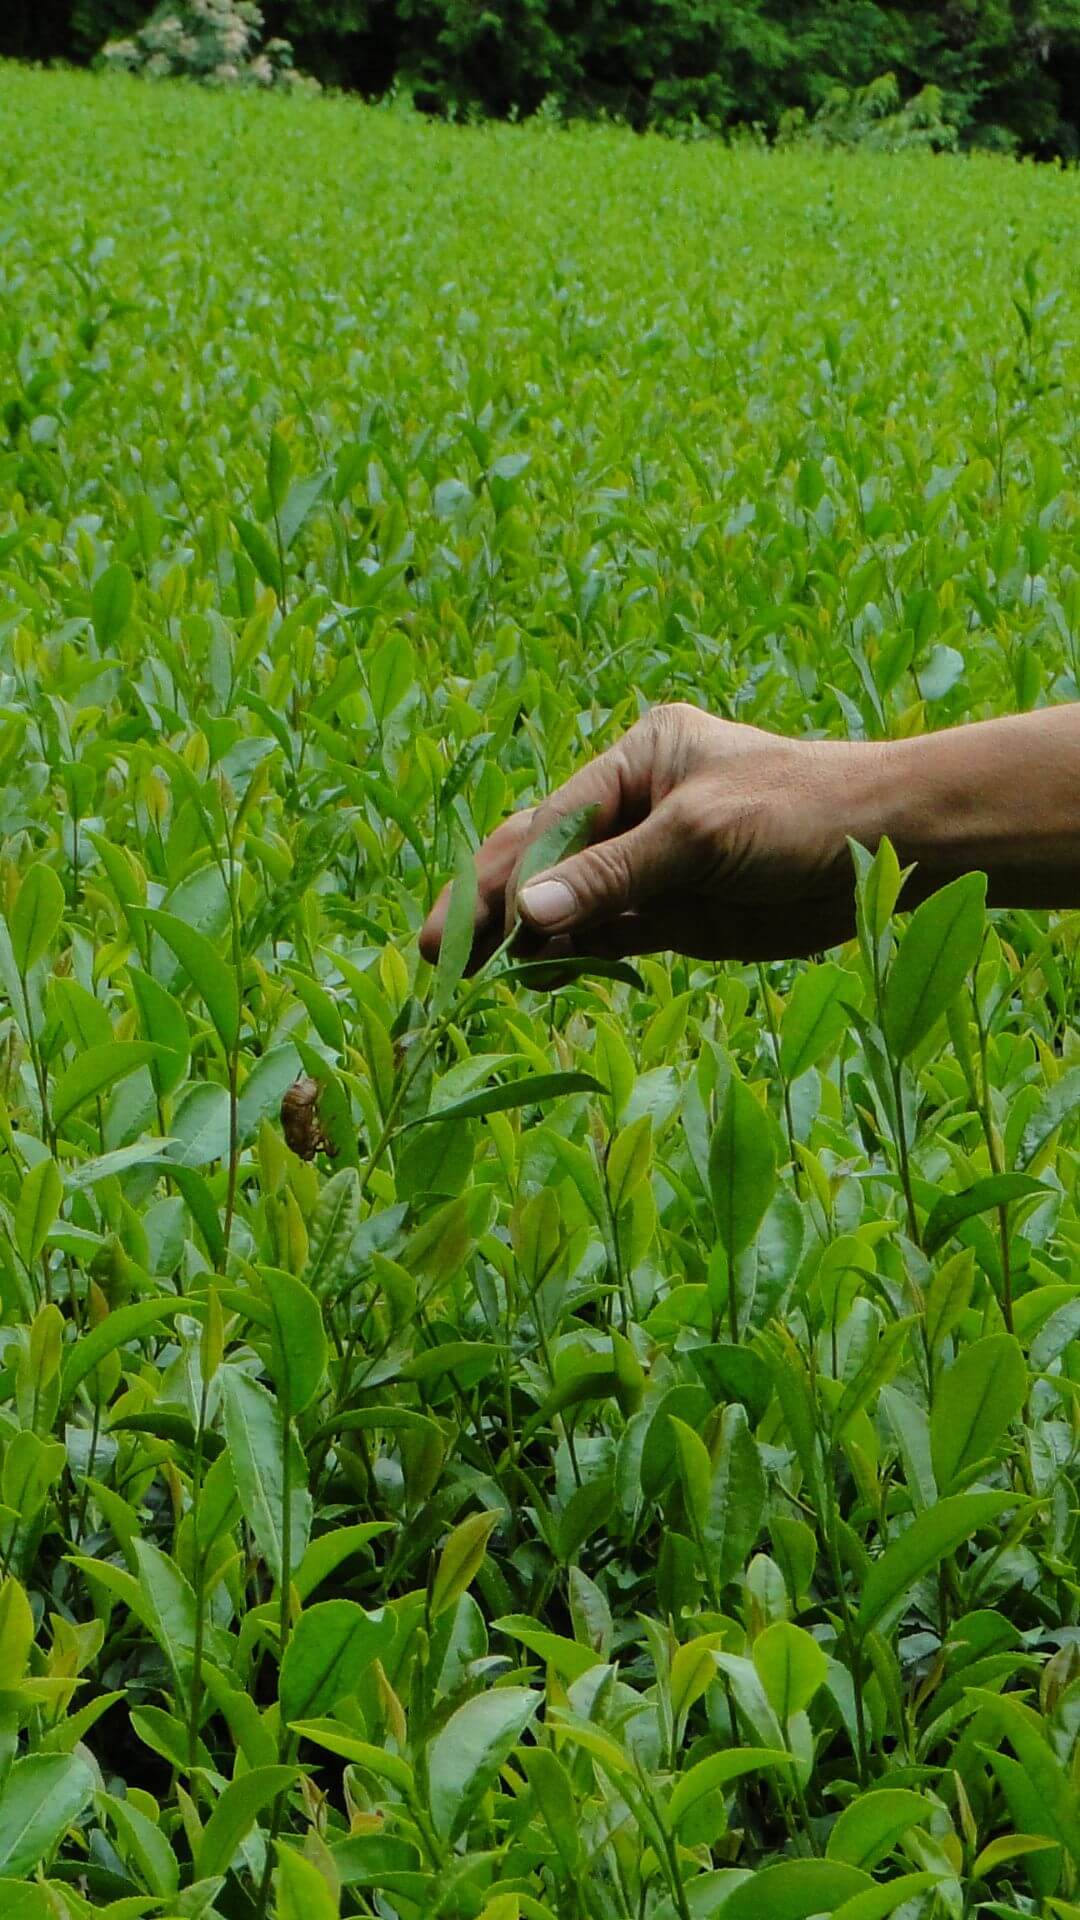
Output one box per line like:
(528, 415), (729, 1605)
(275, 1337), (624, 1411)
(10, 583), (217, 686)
(69, 0), (146, 60)
(6, 0), (1080, 152)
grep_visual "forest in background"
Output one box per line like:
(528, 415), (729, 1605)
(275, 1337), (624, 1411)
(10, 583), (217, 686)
(5, 0), (1080, 155)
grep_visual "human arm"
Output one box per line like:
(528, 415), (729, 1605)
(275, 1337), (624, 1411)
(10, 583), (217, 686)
(419, 702), (1080, 968)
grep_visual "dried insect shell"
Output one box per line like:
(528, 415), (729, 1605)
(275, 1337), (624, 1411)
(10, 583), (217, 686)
(280, 1074), (338, 1160)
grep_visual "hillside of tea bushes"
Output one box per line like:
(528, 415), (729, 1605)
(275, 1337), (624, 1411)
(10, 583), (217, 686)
(3, 64), (1080, 1920)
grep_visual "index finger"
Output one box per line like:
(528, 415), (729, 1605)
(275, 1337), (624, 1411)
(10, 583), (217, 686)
(501, 728), (652, 936)
(419, 807), (536, 967)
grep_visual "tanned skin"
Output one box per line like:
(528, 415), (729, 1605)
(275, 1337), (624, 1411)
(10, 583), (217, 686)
(420, 703), (1080, 969)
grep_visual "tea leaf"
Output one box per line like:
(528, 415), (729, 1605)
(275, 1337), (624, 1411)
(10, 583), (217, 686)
(196, 1765), (298, 1879)
(428, 1689), (540, 1838)
(710, 1075), (776, 1257)
(0, 1754), (95, 1876)
(857, 1492), (1018, 1637)
(8, 865), (64, 974)
(220, 1369), (311, 1586)
(826, 1788), (931, 1869)
(883, 872), (987, 1059)
(930, 1333), (1027, 1492)
(279, 1602), (393, 1723)
(140, 909), (239, 1053)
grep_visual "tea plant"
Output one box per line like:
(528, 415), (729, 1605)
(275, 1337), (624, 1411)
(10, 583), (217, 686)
(2, 62), (1080, 1920)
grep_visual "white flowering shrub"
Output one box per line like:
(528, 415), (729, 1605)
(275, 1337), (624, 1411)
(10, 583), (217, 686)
(102, 0), (317, 90)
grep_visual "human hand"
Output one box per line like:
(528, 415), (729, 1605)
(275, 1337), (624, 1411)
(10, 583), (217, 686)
(420, 703), (892, 969)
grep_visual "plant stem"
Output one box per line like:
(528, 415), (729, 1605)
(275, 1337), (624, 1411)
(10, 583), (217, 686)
(756, 962), (801, 1194)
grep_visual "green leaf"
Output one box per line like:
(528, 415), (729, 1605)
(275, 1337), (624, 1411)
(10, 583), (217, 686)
(973, 1689), (1080, 1862)
(279, 1601), (393, 1724)
(62, 1139), (176, 1192)
(1019, 1066), (1080, 1168)
(51, 976), (112, 1053)
(431, 1509), (500, 1617)
(166, 1082), (232, 1168)
(493, 1616), (601, 1682)
(275, 1843), (339, 1920)
(826, 1789), (931, 1869)
(405, 1071), (603, 1128)
(9, 863), (64, 974)
(170, 1163), (225, 1265)
(294, 1523), (394, 1603)
(60, 1296), (191, 1408)
(709, 1074), (776, 1257)
(720, 1860), (872, 1920)
(987, 1750), (1062, 1897)
(97, 1788), (180, 1898)
(14, 1155), (61, 1268)
(126, 964), (190, 1095)
(237, 1043), (302, 1145)
(52, 1041), (168, 1129)
(883, 871), (986, 1059)
(329, 1832), (423, 1886)
(309, 1406), (440, 1446)
(497, 955), (645, 991)
(132, 1538), (197, 1681)
(287, 1721), (413, 1792)
(674, 1401), (765, 1589)
(257, 1266), (327, 1415)
(851, 835), (907, 971)
(368, 630), (415, 724)
(220, 1368), (311, 1586)
(91, 561), (135, 647)
(930, 1332), (1027, 1492)
(110, 1410), (223, 1460)
(196, 1765), (297, 1880)
(139, 908), (239, 1052)
(686, 1344), (773, 1423)
(431, 844), (478, 1016)
(752, 1621), (828, 1722)
(428, 1687), (540, 1838)
(279, 468), (332, 549)
(0, 1753), (95, 1875)
(779, 962), (858, 1080)
(127, 1703), (200, 1773)
(831, 1876), (941, 1920)
(856, 1491), (1018, 1637)
(668, 1748), (793, 1830)
(303, 1166), (361, 1297)
(0, 1883), (57, 1919)
(924, 1174), (1047, 1255)
(235, 516), (283, 595)
(517, 804), (599, 892)
(973, 1834), (1060, 1878)
(520, 1746), (581, 1872)
(924, 1246), (976, 1357)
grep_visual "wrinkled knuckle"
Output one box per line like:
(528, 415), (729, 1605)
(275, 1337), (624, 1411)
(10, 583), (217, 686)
(528, 798), (559, 839)
(492, 804), (536, 849)
(581, 837), (634, 908)
(669, 786), (709, 849)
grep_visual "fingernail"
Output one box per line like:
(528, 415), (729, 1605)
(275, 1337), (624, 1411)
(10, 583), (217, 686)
(519, 878), (576, 928)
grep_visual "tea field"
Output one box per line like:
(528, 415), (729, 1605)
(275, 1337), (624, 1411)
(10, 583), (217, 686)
(4, 62), (1080, 1920)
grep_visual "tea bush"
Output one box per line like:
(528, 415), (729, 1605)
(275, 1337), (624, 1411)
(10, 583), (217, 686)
(3, 63), (1080, 1920)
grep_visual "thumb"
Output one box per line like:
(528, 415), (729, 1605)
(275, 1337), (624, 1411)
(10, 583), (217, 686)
(516, 803), (682, 933)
